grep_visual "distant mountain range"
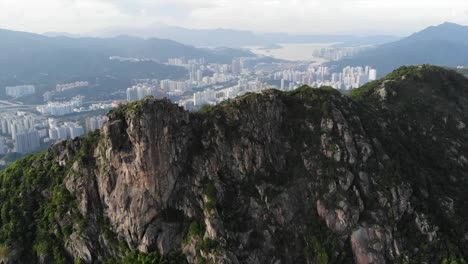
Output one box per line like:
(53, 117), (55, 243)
(2, 28), (252, 66)
(77, 25), (401, 48)
(330, 22), (468, 76)
(0, 28), (255, 99)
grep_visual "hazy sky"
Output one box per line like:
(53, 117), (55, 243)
(0, 0), (467, 35)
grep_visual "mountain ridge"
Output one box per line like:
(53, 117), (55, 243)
(79, 25), (401, 48)
(330, 22), (468, 76)
(0, 65), (467, 264)
(0, 27), (254, 66)
(0, 28), (253, 98)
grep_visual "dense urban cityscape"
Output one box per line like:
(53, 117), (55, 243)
(0, 51), (379, 163)
(128, 57), (378, 110)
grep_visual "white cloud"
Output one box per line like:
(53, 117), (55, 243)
(0, 0), (135, 33)
(0, 0), (467, 34)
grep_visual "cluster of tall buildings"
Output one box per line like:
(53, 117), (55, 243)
(126, 84), (163, 102)
(168, 57), (244, 88)
(14, 131), (40, 154)
(164, 56), (384, 112)
(42, 81), (89, 102)
(36, 96), (84, 116)
(237, 78), (269, 94)
(339, 66), (377, 89)
(0, 112), (44, 154)
(200, 73), (236, 87)
(0, 112), (41, 138)
(127, 57), (254, 107)
(279, 79), (295, 91)
(160, 80), (193, 95)
(191, 79), (271, 107)
(109, 56), (157, 63)
(126, 79), (196, 102)
(167, 57), (206, 66)
(312, 46), (370, 61)
(56, 81), (89, 92)
(231, 59), (242, 75)
(0, 111), (109, 155)
(165, 57), (292, 105)
(48, 119), (85, 141)
(167, 55), (380, 110)
(85, 116), (108, 132)
(193, 89), (217, 106)
(274, 66), (377, 90)
(5, 85), (36, 98)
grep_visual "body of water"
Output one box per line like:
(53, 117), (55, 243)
(247, 43), (338, 62)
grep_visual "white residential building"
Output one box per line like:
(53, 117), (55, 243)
(5, 85), (36, 98)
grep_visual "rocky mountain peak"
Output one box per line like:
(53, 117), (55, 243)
(0, 66), (467, 264)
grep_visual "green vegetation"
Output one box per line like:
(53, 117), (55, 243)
(103, 250), (186, 264)
(349, 65), (421, 99)
(109, 96), (181, 121)
(203, 181), (218, 213)
(0, 244), (10, 258)
(198, 104), (217, 115)
(197, 91), (273, 117)
(303, 209), (347, 263)
(240, 92), (268, 104)
(304, 236), (331, 264)
(0, 153), (77, 261)
(196, 238), (221, 253)
(204, 182), (217, 202)
(77, 130), (101, 165)
(313, 238), (329, 264)
(196, 100), (231, 120)
(186, 220), (204, 243)
(288, 85), (340, 100)
(349, 64), (466, 100)
(110, 98), (149, 118)
(327, 143), (339, 152)
(196, 257), (209, 264)
(442, 258), (467, 264)
(288, 85), (342, 116)
(123, 99), (150, 114)
(0, 131), (104, 262)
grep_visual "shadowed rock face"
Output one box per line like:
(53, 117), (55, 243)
(0, 65), (468, 264)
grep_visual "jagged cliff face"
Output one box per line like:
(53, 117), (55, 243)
(98, 100), (192, 254)
(0, 65), (467, 264)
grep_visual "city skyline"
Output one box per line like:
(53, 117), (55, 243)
(0, 0), (467, 35)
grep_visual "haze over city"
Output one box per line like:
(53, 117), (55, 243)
(1, 0), (468, 263)
(1, 0), (468, 35)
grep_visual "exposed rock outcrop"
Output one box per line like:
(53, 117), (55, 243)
(0, 65), (467, 264)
